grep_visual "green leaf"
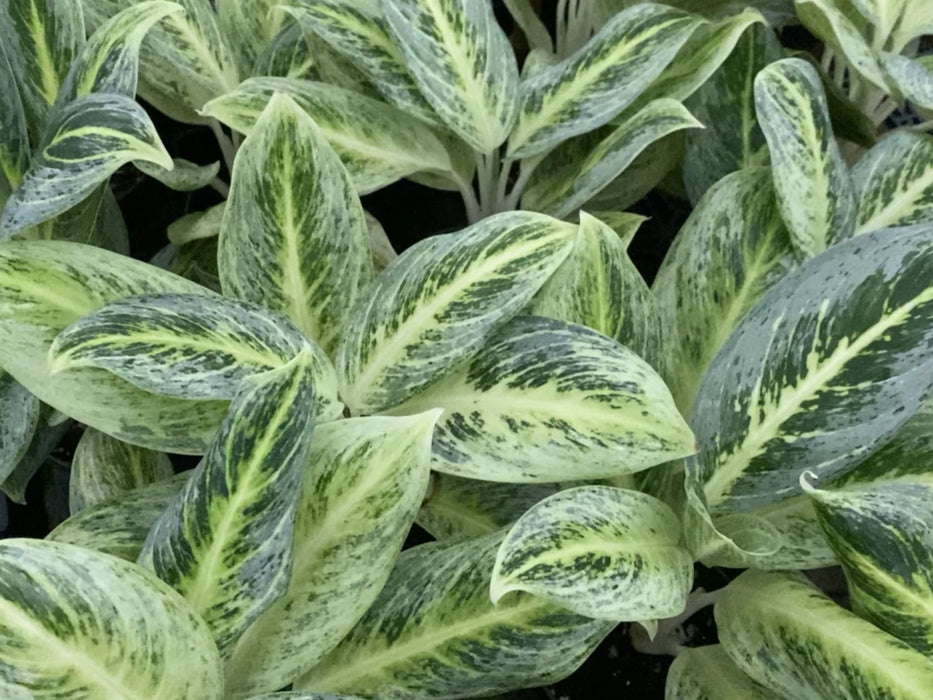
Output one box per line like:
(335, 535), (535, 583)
(754, 57), (856, 257)
(0, 241), (227, 453)
(219, 92), (373, 356)
(805, 479), (933, 655)
(367, 211), (397, 274)
(881, 52), (933, 111)
(692, 225), (933, 514)
(507, 4), (703, 158)
(68, 428), (173, 513)
(0, 372), (40, 484)
(0, 93), (171, 236)
(337, 211), (577, 415)
(0, 538), (223, 699)
(135, 157), (220, 192)
(139, 350), (316, 658)
(167, 201), (225, 245)
(0, 42), (29, 191)
(296, 532), (615, 698)
(49, 471), (190, 561)
(383, 0), (519, 153)
(226, 411), (440, 696)
(246, 694), (365, 700)
(388, 315), (695, 482)
(0, 404), (70, 505)
(665, 644), (782, 699)
(202, 77), (454, 194)
(653, 168), (794, 414)
(218, 0), (284, 74)
(522, 99), (702, 219)
(504, 0), (552, 52)
(715, 569), (933, 699)
(250, 19), (318, 81)
(491, 485), (692, 621)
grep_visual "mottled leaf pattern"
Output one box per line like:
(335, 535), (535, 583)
(0, 42), (29, 191)
(250, 20), (318, 81)
(882, 53), (933, 111)
(0, 406), (70, 505)
(0, 372), (39, 484)
(217, 0), (284, 73)
(665, 644), (782, 699)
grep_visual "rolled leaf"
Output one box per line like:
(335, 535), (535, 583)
(337, 211), (576, 414)
(135, 157), (220, 192)
(0, 538), (223, 699)
(0, 372), (39, 484)
(388, 315), (695, 482)
(665, 644), (782, 699)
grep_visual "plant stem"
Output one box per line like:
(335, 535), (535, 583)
(209, 119), (237, 175)
(454, 171), (482, 223)
(502, 154), (545, 210)
(209, 177), (230, 198)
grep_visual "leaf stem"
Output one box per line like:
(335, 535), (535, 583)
(502, 154), (545, 210)
(454, 171), (482, 223)
(209, 177), (230, 198)
(209, 119), (237, 175)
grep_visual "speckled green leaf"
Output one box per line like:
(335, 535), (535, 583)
(218, 0), (284, 74)
(665, 644), (782, 700)
(692, 226), (933, 514)
(806, 479), (933, 655)
(250, 20), (318, 81)
(755, 58), (856, 257)
(530, 211), (661, 369)
(68, 428), (173, 513)
(0, 93), (171, 236)
(716, 569), (933, 699)
(881, 53), (933, 111)
(140, 351), (316, 658)
(522, 99), (702, 218)
(0, 43), (29, 192)
(508, 4), (703, 158)
(219, 93), (373, 356)
(49, 471), (190, 561)
(653, 168), (794, 414)
(337, 211), (577, 415)
(0, 405), (70, 505)
(0, 538), (223, 699)
(296, 532), (615, 698)
(388, 315), (695, 482)
(0, 372), (40, 484)
(0, 241), (227, 453)
(135, 157), (219, 192)
(853, 130), (933, 235)
(383, 0), (519, 153)
(226, 411), (440, 695)
(492, 486), (692, 620)
(202, 77), (453, 194)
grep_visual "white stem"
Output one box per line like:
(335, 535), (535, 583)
(209, 120), (236, 174)
(455, 172), (482, 224)
(209, 177), (230, 198)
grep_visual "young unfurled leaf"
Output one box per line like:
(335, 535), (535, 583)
(337, 211), (577, 415)
(0, 538), (223, 699)
(219, 93), (373, 356)
(140, 351), (316, 658)
(491, 486), (693, 621)
(665, 644), (782, 699)
(226, 411), (439, 695)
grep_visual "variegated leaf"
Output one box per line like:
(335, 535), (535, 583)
(0, 241), (227, 453)
(716, 569), (933, 699)
(0, 93), (172, 236)
(219, 92), (373, 356)
(296, 532), (615, 698)
(201, 77), (453, 194)
(387, 315), (695, 482)
(653, 168), (794, 414)
(755, 57), (856, 257)
(529, 211), (662, 370)
(507, 4), (703, 158)
(49, 471), (190, 561)
(491, 486), (692, 621)
(226, 411), (440, 696)
(878, 0), (933, 50)
(417, 474), (560, 540)
(0, 372), (39, 484)
(167, 201), (225, 245)
(135, 157), (220, 192)
(853, 130), (933, 235)
(881, 53), (933, 111)
(665, 644), (782, 700)
(337, 211), (577, 415)
(0, 42), (29, 192)
(217, 0), (285, 74)
(68, 427), (173, 513)
(140, 351), (316, 658)
(522, 99), (702, 219)
(0, 404), (70, 505)
(383, 0), (519, 153)
(0, 538), (223, 699)
(692, 225), (933, 514)
(250, 20), (318, 81)
(805, 479), (933, 655)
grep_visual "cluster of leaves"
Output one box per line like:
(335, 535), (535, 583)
(0, 0), (931, 698)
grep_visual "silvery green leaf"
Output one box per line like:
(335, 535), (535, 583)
(68, 427), (173, 513)
(296, 532), (615, 698)
(492, 486), (692, 621)
(388, 315), (695, 482)
(0, 404), (70, 505)
(49, 471), (190, 561)
(0, 93), (172, 236)
(716, 569), (933, 699)
(219, 93), (373, 356)
(383, 0), (520, 153)
(522, 99), (702, 218)
(201, 77), (454, 194)
(218, 0), (285, 74)
(135, 158), (220, 192)
(0, 372), (39, 484)
(226, 411), (440, 696)
(337, 211), (576, 415)
(0, 539), (224, 698)
(504, 0), (552, 52)
(508, 4), (703, 158)
(140, 351), (316, 658)
(754, 58), (856, 257)
(250, 20), (318, 81)
(0, 42), (29, 192)
(691, 225), (933, 515)
(881, 53), (933, 111)
(0, 241), (227, 453)
(665, 644), (782, 699)
(167, 202), (225, 245)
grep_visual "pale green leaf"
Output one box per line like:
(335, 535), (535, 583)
(135, 157), (220, 192)
(367, 211), (397, 274)
(247, 694), (365, 700)
(250, 19), (318, 81)
(881, 52), (933, 111)
(218, 0), (285, 74)
(504, 0), (552, 52)
(167, 201), (225, 245)
(665, 644), (782, 699)
(0, 372), (40, 484)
